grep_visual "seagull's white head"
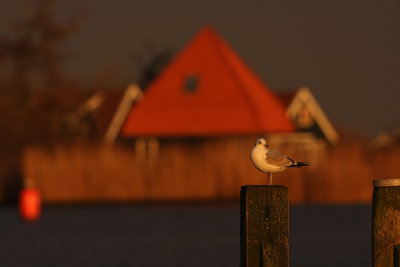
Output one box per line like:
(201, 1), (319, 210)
(254, 137), (269, 148)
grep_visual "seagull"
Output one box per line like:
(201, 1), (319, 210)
(250, 137), (310, 185)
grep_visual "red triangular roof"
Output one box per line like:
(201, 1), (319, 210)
(121, 26), (294, 137)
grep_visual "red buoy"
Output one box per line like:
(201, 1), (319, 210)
(19, 179), (41, 221)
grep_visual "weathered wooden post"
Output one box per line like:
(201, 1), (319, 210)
(240, 185), (289, 267)
(372, 178), (400, 267)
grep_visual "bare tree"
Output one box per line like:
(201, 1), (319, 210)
(0, 0), (81, 102)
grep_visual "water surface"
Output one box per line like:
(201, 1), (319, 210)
(0, 204), (371, 266)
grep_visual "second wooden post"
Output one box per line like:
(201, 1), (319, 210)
(240, 185), (289, 267)
(372, 179), (400, 267)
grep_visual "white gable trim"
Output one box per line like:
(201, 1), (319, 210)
(103, 83), (143, 145)
(286, 87), (339, 144)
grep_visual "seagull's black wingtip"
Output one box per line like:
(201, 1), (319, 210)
(289, 162), (311, 168)
(297, 162), (311, 167)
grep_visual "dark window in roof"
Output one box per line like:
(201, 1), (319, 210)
(184, 75), (199, 93)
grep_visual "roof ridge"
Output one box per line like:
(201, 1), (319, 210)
(209, 29), (264, 129)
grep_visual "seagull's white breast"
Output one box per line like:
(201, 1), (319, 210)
(250, 146), (286, 173)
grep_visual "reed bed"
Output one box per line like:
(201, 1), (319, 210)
(22, 137), (400, 204)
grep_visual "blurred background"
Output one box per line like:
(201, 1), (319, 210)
(0, 0), (399, 266)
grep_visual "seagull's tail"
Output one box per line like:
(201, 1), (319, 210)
(290, 162), (311, 168)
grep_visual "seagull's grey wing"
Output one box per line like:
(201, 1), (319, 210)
(266, 149), (296, 167)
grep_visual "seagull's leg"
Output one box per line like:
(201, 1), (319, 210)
(267, 173), (271, 185)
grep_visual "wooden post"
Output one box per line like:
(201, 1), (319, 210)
(240, 185), (289, 267)
(372, 179), (400, 267)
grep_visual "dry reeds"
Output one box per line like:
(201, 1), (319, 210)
(22, 136), (400, 204)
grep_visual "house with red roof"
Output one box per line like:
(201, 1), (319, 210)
(121, 26), (293, 138)
(120, 27), (296, 160)
(118, 27), (337, 166)
(75, 26), (337, 174)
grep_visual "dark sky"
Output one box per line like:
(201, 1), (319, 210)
(2, 0), (400, 136)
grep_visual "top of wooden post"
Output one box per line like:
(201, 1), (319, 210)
(373, 179), (400, 187)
